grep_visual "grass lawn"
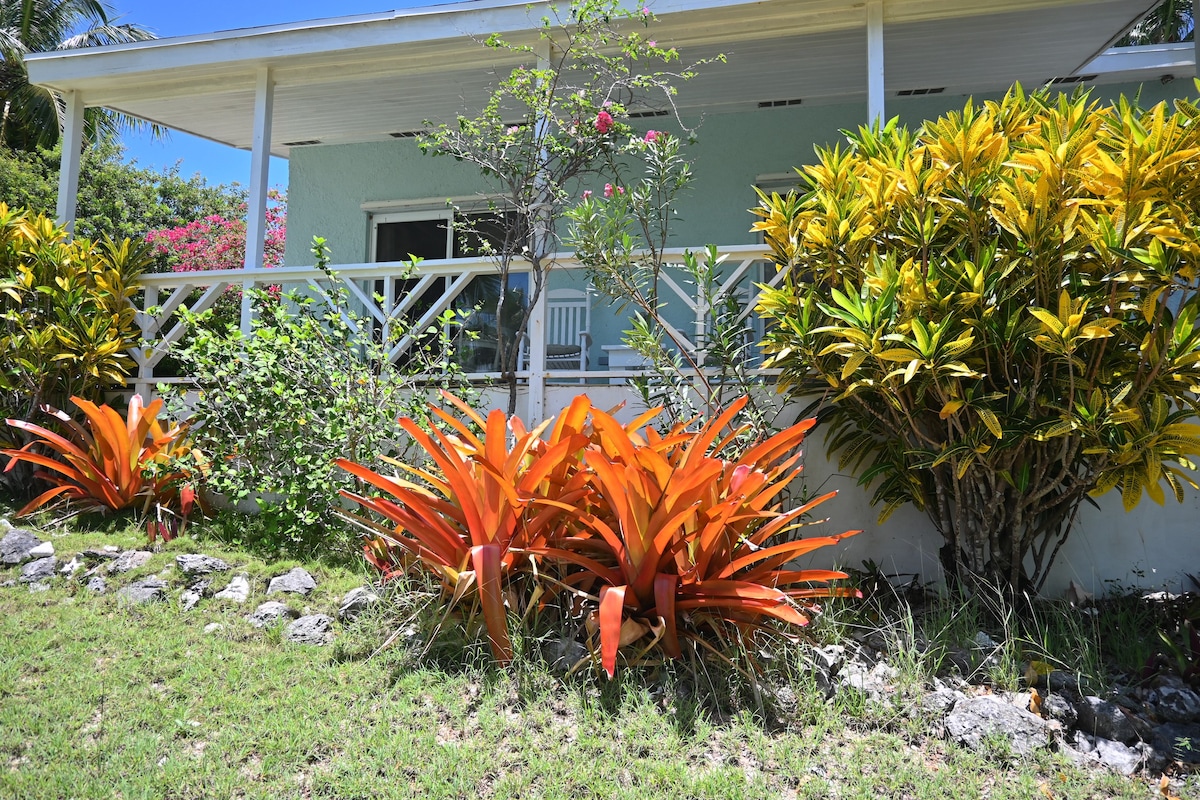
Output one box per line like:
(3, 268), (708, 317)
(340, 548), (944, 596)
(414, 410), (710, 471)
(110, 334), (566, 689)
(0, 523), (1190, 800)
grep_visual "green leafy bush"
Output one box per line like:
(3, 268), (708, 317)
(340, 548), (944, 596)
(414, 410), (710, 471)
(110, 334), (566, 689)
(753, 86), (1200, 592)
(163, 244), (473, 556)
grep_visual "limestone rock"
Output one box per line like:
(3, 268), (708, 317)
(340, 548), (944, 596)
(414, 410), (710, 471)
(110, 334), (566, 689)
(267, 567), (316, 597)
(1151, 686), (1200, 724)
(109, 550), (152, 574)
(28, 541), (54, 558)
(337, 587), (380, 621)
(247, 601), (298, 628)
(284, 614), (334, 645)
(19, 557), (57, 584)
(85, 575), (107, 593)
(179, 589), (203, 612)
(59, 557), (84, 578)
(203, 623), (224, 635)
(214, 574), (250, 604)
(1154, 722), (1200, 764)
(175, 554), (231, 578)
(0, 530), (43, 566)
(1043, 693), (1078, 728)
(944, 695), (1050, 757)
(117, 578), (167, 605)
(1075, 696), (1140, 745)
(1067, 732), (1143, 775)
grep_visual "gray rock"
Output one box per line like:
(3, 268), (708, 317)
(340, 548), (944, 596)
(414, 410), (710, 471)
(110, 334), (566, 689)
(59, 557), (83, 578)
(917, 687), (964, 718)
(247, 601), (298, 628)
(179, 590), (203, 612)
(175, 554), (230, 578)
(1068, 732), (1143, 776)
(838, 660), (898, 703)
(117, 578), (167, 605)
(214, 574), (250, 604)
(109, 550), (152, 574)
(28, 582), (50, 593)
(284, 614), (334, 645)
(1154, 722), (1200, 764)
(81, 548), (117, 562)
(85, 575), (107, 593)
(0, 529), (43, 566)
(267, 567), (316, 597)
(1151, 686), (1200, 724)
(1075, 696), (1140, 745)
(337, 587), (380, 621)
(28, 541), (54, 558)
(0, 580), (15, 589)
(944, 695), (1050, 757)
(19, 557), (57, 584)
(203, 623), (224, 635)
(1043, 693), (1078, 728)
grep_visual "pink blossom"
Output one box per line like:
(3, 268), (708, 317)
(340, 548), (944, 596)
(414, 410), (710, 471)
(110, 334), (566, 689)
(506, 125), (520, 135)
(582, 190), (593, 199)
(648, 40), (657, 47)
(603, 183), (614, 199)
(641, 7), (650, 15)
(594, 110), (614, 134)
(644, 130), (660, 143)
(617, 186), (625, 195)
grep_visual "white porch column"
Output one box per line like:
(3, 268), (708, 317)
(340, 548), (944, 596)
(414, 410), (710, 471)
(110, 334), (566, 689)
(526, 39), (553, 423)
(55, 90), (86, 233)
(866, 0), (885, 125)
(242, 66), (275, 334)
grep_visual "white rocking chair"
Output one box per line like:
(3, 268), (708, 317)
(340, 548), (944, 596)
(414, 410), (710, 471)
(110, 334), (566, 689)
(525, 287), (592, 376)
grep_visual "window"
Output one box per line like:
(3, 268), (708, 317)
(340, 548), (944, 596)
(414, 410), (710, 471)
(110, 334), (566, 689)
(369, 207), (528, 372)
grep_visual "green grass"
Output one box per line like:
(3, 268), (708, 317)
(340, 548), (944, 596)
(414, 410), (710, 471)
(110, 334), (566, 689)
(0, 522), (1189, 799)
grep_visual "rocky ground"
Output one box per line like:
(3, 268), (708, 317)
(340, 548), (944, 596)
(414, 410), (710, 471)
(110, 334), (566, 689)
(3, 517), (1199, 789)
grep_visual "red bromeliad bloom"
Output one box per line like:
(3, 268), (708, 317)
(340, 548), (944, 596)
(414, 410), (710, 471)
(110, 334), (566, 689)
(594, 110), (614, 134)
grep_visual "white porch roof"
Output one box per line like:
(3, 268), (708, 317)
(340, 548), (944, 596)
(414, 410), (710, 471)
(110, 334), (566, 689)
(25, 0), (1162, 158)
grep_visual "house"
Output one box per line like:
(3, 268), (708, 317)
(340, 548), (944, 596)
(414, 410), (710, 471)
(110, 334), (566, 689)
(23, 0), (1200, 594)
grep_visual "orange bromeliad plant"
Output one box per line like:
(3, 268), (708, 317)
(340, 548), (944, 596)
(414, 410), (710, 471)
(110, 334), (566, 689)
(2, 395), (203, 521)
(335, 393), (594, 663)
(534, 397), (859, 677)
(340, 393), (859, 676)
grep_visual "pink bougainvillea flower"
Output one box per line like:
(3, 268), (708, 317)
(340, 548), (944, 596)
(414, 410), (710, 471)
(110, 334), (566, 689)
(594, 110), (614, 134)
(582, 190), (593, 199)
(603, 183), (614, 199)
(644, 130), (660, 143)
(648, 40), (657, 48)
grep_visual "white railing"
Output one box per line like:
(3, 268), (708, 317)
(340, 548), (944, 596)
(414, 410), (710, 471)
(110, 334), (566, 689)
(131, 244), (783, 414)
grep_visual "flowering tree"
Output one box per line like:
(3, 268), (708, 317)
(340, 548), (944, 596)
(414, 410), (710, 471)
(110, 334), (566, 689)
(145, 190), (285, 326)
(418, 0), (712, 413)
(146, 189), (285, 273)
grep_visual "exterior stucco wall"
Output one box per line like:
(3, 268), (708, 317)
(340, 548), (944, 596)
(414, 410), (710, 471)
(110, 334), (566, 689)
(283, 79), (1200, 597)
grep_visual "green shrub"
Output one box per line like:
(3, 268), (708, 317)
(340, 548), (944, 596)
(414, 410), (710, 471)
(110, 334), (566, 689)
(163, 243), (474, 556)
(754, 86), (1200, 593)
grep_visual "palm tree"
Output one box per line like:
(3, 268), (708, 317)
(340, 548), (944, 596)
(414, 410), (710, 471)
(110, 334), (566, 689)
(0, 0), (154, 151)
(1116, 0), (1193, 46)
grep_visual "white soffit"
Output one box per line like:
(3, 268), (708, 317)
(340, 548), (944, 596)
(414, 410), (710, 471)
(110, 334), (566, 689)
(25, 0), (1161, 157)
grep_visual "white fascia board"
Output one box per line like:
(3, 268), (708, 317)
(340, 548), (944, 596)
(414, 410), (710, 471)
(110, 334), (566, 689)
(1085, 42), (1196, 76)
(24, 0), (767, 92)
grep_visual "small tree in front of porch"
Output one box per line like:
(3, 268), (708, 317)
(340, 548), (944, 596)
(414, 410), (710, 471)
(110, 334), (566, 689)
(418, 0), (710, 413)
(754, 86), (1200, 594)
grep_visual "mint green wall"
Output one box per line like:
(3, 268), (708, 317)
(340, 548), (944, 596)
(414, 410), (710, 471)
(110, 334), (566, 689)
(284, 80), (1196, 365)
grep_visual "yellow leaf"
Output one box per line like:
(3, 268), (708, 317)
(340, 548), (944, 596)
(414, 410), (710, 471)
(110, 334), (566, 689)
(977, 408), (1003, 439)
(939, 400), (965, 419)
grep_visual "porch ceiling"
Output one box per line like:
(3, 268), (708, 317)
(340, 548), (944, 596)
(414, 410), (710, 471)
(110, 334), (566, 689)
(25, 0), (1158, 158)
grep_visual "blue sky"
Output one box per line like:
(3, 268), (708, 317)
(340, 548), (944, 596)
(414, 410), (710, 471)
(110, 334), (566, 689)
(114, 0), (429, 190)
